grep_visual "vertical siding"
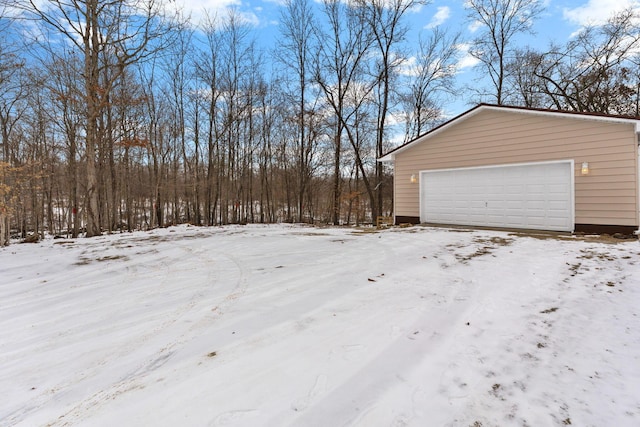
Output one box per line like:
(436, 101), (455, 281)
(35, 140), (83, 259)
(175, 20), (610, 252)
(394, 109), (639, 227)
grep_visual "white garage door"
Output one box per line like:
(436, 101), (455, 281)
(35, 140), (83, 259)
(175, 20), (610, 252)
(420, 161), (574, 232)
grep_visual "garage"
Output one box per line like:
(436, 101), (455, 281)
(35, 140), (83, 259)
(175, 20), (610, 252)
(419, 161), (574, 231)
(379, 104), (640, 235)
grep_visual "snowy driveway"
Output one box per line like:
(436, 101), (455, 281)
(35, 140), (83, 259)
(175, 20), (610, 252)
(1, 225), (639, 426)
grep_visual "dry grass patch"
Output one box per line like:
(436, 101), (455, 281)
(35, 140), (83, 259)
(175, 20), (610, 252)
(74, 254), (129, 265)
(96, 255), (128, 262)
(578, 249), (616, 262)
(448, 236), (516, 263)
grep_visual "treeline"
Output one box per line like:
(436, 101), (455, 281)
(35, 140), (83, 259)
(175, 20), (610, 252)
(1, 0), (639, 245)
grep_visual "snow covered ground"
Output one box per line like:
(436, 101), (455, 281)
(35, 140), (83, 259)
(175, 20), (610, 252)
(1, 224), (639, 427)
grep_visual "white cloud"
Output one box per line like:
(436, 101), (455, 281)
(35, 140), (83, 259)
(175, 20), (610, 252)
(425, 6), (451, 29)
(455, 43), (480, 70)
(163, 0), (262, 28)
(169, 0), (242, 12)
(3, 0), (51, 19)
(468, 20), (483, 33)
(398, 56), (418, 77)
(563, 0), (640, 26)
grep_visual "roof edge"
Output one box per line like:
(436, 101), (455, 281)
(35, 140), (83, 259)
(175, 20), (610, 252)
(379, 103), (640, 162)
(378, 104), (483, 162)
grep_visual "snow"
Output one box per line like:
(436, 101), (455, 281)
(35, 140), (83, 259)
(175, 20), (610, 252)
(1, 224), (639, 427)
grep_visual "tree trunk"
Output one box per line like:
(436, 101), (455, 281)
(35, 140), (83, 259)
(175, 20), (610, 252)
(332, 132), (341, 224)
(0, 212), (8, 246)
(84, 0), (102, 237)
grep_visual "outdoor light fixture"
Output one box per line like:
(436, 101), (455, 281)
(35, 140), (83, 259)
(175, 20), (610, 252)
(581, 162), (590, 175)
(410, 174), (417, 183)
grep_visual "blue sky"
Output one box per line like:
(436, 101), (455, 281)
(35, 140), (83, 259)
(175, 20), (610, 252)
(166, 0), (640, 52)
(163, 0), (639, 117)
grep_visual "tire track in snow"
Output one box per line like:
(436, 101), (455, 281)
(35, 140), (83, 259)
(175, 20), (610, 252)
(285, 231), (510, 426)
(66, 229), (364, 426)
(5, 236), (248, 427)
(47, 243), (250, 426)
(287, 292), (479, 426)
(1, 251), (174, 427)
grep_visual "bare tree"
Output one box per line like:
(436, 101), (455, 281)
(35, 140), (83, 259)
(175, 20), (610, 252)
(314, 0), (375, 224)
(532, 8), (640, 114)
(111, 65), (147, 232)
(46, 51), (86, 237)
(218, 9), (260, 224)
(624, 55), (640, 117)
(277, 0), (318, 223)
(359, 0), (423, 221)
(24, 0), (170, 237)
(0, 7), (28, 245)
(195, 12), (224, 226)
(402, 27), (460, 140)
(139, 58), (169, 229)
(0, 37), (26, 166)
(162, 21), (197, 223)
(466, 0), (544, 105)
(502, 47), (548, 108)
(0, 161), (10, 245)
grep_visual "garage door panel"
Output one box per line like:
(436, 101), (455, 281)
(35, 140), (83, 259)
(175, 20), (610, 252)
(505, 216), (525, 224)
(487, 185), (504, 195)
(526, 200), (546, 209)
(526, 184), (545, 193)
(549, 182), (569, 191)
(420, 161), (574, 232)
(505, 201), (523, 209)
(506, 186), (524, 194)
(549, 200), (569, 209)
(547, 194), (568, 202)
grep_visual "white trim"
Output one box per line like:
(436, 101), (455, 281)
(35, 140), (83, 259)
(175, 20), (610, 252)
(570, 159), (576, 233)
(379, 104), (640, 162)
(637, 138), (640, 235)
(481, 105), (640, 128)
(392, 165), (398, 223)
(418, 159), (573, 174)
(418, 159), (575, 232)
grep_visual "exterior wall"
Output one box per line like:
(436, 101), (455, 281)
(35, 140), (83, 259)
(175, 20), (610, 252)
(394, 108), (639, 228)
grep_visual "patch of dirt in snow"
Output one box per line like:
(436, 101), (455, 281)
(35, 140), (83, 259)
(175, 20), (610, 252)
(445, 236), (515, 264)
